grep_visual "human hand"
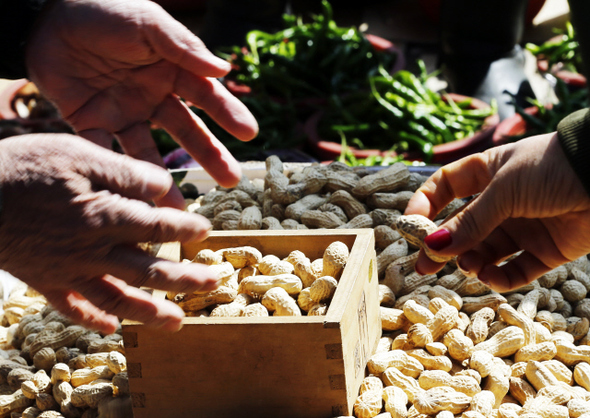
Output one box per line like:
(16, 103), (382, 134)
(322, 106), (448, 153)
(405, 133), (590, 292)
(25, 0), (258, 208)
(0, 134), (222, 334)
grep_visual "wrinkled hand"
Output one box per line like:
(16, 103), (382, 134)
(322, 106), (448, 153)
(0, 134), (221, 334)
(25, 0), (258, 207)
(405, 133), (590, 292)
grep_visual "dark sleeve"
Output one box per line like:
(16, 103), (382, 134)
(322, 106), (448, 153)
(557, 109), (590, 196)
(0, 0), (51, 79)
(555, 0), (590, 196)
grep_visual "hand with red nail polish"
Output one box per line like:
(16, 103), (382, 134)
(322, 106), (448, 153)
(405, 132), (590, 292)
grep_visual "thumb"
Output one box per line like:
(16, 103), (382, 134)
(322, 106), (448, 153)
(74, 139), (174, 202)
(424, 184), (509, 258)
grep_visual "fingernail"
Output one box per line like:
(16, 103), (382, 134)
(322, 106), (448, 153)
(424, 229), (452, 251)
(144, 166), (172, 194)
(457, 257), (471, 276)
(457, 258), (475, 277)
(478, 276), (491, 287)
(182, 215), (211, 242)
(200, 278), (220, 292)
(212, 55), (231, 68)
(161, 318), (183, 332)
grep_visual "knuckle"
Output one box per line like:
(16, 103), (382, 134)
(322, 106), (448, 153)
(456, 209), (485, 243)
(133, 262), (167, 288)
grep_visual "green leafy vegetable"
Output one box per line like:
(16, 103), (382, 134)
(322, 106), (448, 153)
(507, 79), (589, 141)
(315, 62), (496, 162)
(219, 0), (397, 101)
(526, 22), (582, 74)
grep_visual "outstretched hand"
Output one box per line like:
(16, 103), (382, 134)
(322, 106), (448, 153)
(405, 133), (590, 292)
(25, 0), (258, 207)
(0, 134), (222, 334)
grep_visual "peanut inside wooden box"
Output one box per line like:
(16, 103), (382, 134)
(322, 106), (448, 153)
(122, 229), (380, 418)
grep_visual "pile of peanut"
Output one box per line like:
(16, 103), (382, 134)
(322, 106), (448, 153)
(0, 155), (587, 418)
(0, 282), (130, 418)
(170, 242), (349, 317)
(187, 156), (590, 418)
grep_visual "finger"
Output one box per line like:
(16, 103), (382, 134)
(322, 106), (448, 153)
(101, 245), (220, 293)
(116, 122), (164, 167)
(77, 275), (185, 332)
(456, 226), (521, 277)
(414, 249), (447, 276)
(422, 183), (512, 259)
(478, 251), (553, 292)
(405, 153), (495, 219)
(73, 140), (175, 202)
(41, 289), (120, 335)
(174, 73), (258, 141)
(502, 218), (570, 268)
(115, 122), (185, 209)
(143, 4), (231, 77)
(80, 194), (212, 244)
(151, 96), (242, 188)
(78, 128), (115, 150)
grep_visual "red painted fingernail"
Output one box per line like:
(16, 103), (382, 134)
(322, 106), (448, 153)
(424, 229), (452, 251)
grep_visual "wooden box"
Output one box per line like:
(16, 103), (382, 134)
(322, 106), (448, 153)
(122, 229), (380, 418)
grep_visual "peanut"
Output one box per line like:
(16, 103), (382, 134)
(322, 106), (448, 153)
(351, 162), (411, 199)
(483, 369), (510, 408)
(466, 307), (495, 344)
(354, 389), (382, 418)
(238, 274), (303, 298)
(322, 241), (349, 280)
(525, 360), (561, 391)
(393, 215), (453, 263)
(462, 293), (507, 315)
(382, 367), (424, 402)
(367, 350), (424, 377)
(406, 348), (453, 372)
(381, 307), (411, 332)
(509, 376), (536, 405)
(418, 370), (480, 396)
(407, 324), (434, 348)
(470, 390), (496, 416)
(513, 342), (557, 363)
(413, 388), (471, 415)
(443, 329), (474, 362)
(242, 302), (269, 317)
(403, 300), (434, 325)
(473, 326), (525, 358)
(554, 340), (590, 366)
(574, 362), (590, 392)
(469, 350), (495, 378)
(426, 304), (459, 342)
(258, 255), (294, 276)
(379, 285), (396, 308)
(383, 386), (408, 418)
(309, 276), (338, 303)
(177, 286), (237, 312)
(261, 287), (301, 316)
